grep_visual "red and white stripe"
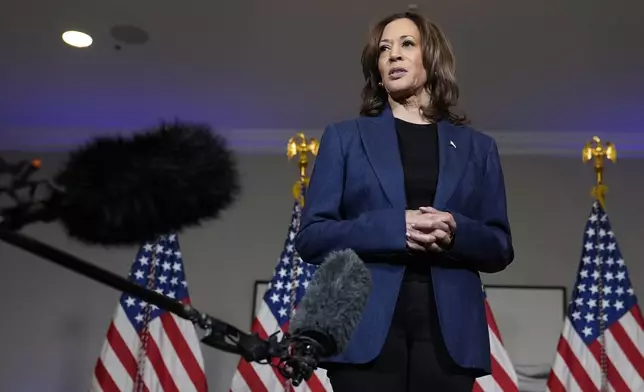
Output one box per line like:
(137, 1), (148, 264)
(547, 306), (644, 392)
(229, 301), (333, 392)
(474, 298), (520, 392)
(90, 304), (208, 392)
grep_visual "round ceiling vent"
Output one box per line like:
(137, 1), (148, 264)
(110, 24), (150, 45)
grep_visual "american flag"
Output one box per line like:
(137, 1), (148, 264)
(90, 233), (209, 392)
(229, 197), (333, 392)
(547, 201), (644, 391)
(473, 291), (520, 392)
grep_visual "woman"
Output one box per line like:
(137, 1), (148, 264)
(294, 11), (514, 392)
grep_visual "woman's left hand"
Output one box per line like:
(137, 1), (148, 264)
(406, 207), (457, 252)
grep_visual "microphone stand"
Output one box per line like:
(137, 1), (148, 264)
(0, 225), (285, 364)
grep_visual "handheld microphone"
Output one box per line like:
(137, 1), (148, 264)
(289, 249), (371, 355)
(0, 121), (240, 246)
(281, 249), (372, 384)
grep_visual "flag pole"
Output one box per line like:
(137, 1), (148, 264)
(284, 133), (319, 391)
(582, 136), (617, 392)
(582, 136), (617, 210)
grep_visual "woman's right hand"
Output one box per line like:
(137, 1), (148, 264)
(405, 209), (451, 252)
(405, 209), (428, 251)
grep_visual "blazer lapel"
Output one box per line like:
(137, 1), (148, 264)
(359, 109), (471, 211)
(359, 107), (406, 209)
(433, 120), (471, 209)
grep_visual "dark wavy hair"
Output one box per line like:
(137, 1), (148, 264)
(359, 11), (468, 125)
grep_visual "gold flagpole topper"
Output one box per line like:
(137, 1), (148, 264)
(582, 136), (616, 209)
(287, 132), (319, 205)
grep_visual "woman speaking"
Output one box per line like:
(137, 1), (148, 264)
(294, 11), (514, 392)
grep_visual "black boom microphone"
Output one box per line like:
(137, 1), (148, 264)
(0, 121), (240, 245)
(0, 225), (370, 385)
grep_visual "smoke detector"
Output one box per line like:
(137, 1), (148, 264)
(109, 24), (149, 50)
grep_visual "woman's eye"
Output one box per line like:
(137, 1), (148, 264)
(379, 46), (389, 52)
(403, 40), (414, 47)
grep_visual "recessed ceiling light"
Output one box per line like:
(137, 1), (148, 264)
(62, 30), (93, 48)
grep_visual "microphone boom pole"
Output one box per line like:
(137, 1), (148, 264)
(0, 226), (322, 384)
(0, 225), (259, 358)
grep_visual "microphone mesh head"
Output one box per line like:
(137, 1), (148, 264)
(289, 249), (371, 356)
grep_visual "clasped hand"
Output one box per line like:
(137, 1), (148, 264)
(405, 207), (456, 252)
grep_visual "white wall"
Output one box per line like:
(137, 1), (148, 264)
(1, 150), (643, 392)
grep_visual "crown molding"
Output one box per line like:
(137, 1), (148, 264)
(483, 130), (644, 158)
(2, 127), (644, 158)
(226, 128), (644, 158)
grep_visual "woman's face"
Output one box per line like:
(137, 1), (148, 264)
(377, 18), (427, 98)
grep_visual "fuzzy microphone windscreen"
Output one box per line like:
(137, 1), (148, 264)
(289, 249), (372, 356)
(52, 121), (240, 246)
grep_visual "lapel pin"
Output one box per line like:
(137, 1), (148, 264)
(450, 140), (456, 149)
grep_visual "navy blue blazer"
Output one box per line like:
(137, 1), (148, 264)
(294, 107), (514, 373)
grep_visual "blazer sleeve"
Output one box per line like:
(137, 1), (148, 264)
(294, 124), (407, 265)
(444, 138), (514, 273)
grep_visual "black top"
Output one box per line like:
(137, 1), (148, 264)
(395, 118), (440, 281)
(395, 118), (439, 209)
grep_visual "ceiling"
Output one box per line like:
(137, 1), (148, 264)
(1, 0), (643, 151)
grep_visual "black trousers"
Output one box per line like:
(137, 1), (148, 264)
(324, 275), (478, 392)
